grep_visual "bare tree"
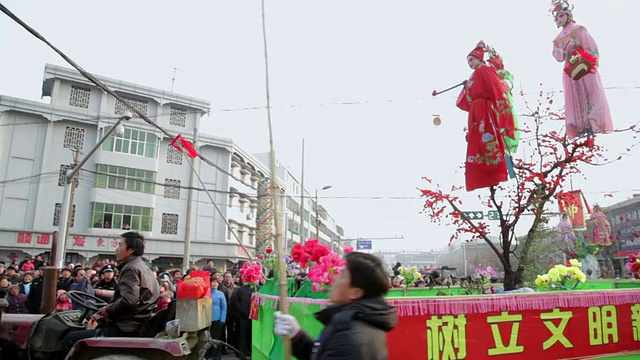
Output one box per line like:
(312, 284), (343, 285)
(420, 88), (639, 290)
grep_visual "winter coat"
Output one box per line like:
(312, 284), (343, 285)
(292, 297), (397, 360)
(105, 256), (159, 333)
(6, 293), (28, 314)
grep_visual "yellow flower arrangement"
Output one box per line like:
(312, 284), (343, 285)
(536, 260), (587, 290)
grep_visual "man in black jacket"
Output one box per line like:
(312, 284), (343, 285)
(63, 232), (159, 354)
(275, 252), (397, 360)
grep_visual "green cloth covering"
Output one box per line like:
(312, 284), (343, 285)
(500, 70), (520, 154)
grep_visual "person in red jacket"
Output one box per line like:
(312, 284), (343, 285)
(56, 290), (73, 311)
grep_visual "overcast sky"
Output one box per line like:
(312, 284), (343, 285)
(1, 0), (638, 252)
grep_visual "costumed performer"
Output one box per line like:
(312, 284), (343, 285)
(456, 42), (514, 191)
(590, 204), (611, 247)
(551, 0), (613, 138)
(557, 213), (576, 253)
(485, 44), (519, 179)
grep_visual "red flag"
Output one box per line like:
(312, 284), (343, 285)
(171, 134), (198, 158)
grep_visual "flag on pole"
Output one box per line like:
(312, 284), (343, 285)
(171, 134), (198, 158)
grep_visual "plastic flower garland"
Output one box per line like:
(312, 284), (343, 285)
(238, 260), (264, 290)
(476, 266), (497, 282)
(535, 259), (587, 290)
(291, 239), (353, 292)
(398, 266), (422, 289)
(625, 255), (640, 279)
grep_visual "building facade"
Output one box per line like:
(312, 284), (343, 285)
(0, 64), (276, 269)
(604, 194), (640, 258)
(253, 153), (344, 251)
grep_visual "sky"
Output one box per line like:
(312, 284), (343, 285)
(0, 0), (638, 252)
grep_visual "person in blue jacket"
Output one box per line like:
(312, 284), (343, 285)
(208, 277), (227, 360)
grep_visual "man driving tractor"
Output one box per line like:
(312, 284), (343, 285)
(62, 231), (160, 354)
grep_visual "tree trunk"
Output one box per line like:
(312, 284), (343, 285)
(502, 266), (523, 291)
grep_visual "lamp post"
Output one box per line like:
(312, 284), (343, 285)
(54, 114), (130, 269)
(314, 185), (332, 244)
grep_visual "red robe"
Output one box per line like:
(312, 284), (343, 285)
(456, 65), (513, 191)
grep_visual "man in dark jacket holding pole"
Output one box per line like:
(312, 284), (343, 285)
(63, 232), (159, 353)
(274, 252), (397, 360)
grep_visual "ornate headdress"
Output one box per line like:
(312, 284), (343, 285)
(550, 0), (573, 18)
(468, 40), (486, 61)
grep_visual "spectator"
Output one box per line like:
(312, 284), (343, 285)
(6, 266), (20, 284)
(231, 280), (254, 358)
(34, 255), (46, 269)
(220, 271), (237, 353)
(6, 285), (28, 314)
(207, 277), (227, 360)
(56, 290), (73, 311)
(69, 268), (95, 311)
(57, 268), (73, 291)
(18, 273), (33, 296)
(94, 265), (117, 302)
(203, 259), (216, 273)
(21, 259), (37, 272)
(156, 286), (173, 313)
(0, 277), (9, 293)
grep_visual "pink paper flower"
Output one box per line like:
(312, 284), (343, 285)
(343, 246), (354, 253)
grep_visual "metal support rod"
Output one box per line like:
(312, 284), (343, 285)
(40, 266), (58, 314)
(183, 127), (199, 271)
(55, 116), (127, 269)
(315, 190), (320, 240)
(299, 138), (305, 244)
(463, 242), (468, 277)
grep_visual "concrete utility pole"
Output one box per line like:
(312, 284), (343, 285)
(63, 148), (82, 251)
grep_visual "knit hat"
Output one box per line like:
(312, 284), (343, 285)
(57, 289), (67, 300)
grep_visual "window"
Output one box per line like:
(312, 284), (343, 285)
(164, 178), (181, 199)
(237, 227), (245, 242)
(248, 232), (255, 246)
(115, 96), (148, 117)
(94, 164), (155, 194)
(90, 202), (153, 231)
(161, 213), (179, 234)
(58, 164), (76, 187)
(63, 126), (85, 149)
(169, 107), (187, 127)
(99, 127), (159, 158)
(53, 203), (76, 227)
(166, 144), (183, 165)
(69, 86), (91, 108)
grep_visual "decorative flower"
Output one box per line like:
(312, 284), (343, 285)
(343, 246), (354, 253)
(266, 248), (273, 254)
(239, 261), (264, 289)
(569, 259), (582, 267)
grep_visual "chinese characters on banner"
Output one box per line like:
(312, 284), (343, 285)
(558, 190), (589, 231)
(15, 233), (123, 251)
(388, 302), (640, 360)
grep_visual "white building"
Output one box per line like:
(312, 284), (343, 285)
(253, 154), (344, 251)
(0, 63), (280, 269)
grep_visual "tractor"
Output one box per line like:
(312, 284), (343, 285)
(0, 290), (235, 360)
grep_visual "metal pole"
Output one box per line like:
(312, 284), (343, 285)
(183, 127), (198, 271)
(315, 190), (319, 240)
(463, 242), (468, 277)
(55, 116), (127, 269)
(299, 138), (305, 244)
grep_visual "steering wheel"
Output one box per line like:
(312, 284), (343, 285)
(67, 290), (108, 311)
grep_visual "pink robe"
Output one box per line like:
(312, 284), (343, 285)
(552, 22), (613, 138)
(590, 210), (611, 246)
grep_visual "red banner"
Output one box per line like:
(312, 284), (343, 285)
(558, 190), (588, 231)
(387, 300), (640, 359)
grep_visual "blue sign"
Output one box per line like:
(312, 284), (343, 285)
(356, 239), (372, 250)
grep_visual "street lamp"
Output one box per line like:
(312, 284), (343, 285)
(315, 185), (332, 244)
(55, 113), (131, 269)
